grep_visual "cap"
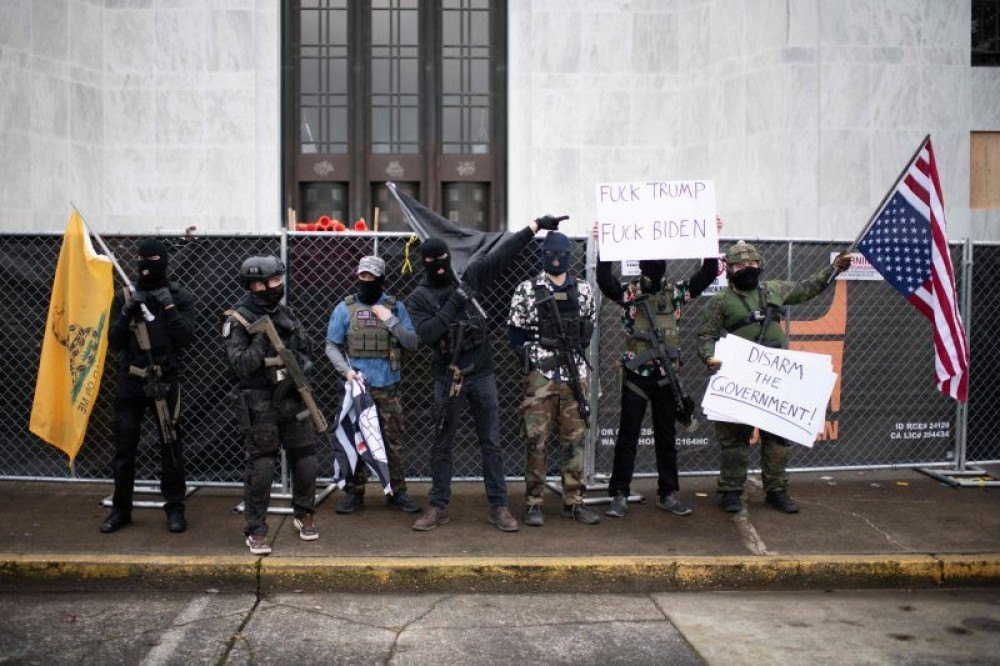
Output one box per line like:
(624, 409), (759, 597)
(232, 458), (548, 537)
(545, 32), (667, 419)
(356, 255), (386, 277)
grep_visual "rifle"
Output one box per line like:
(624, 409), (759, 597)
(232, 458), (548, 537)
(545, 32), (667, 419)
(244, 315), (329, 433)
(127, 296), (181, 468)
(536, 294), (591, 420)
(628, 294), (696, 428)
(437, 322), (474, 433)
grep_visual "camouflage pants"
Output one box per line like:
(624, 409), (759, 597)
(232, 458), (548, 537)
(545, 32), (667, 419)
(344, 385), (406, 496)
(521, 369), (587, 506)
(715, 421), (790, 493)
(242, 392), (317, 537)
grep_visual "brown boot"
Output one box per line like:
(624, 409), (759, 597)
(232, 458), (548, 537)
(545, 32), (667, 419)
(412, 505), (450, 531)
(488, 505), (520, 532)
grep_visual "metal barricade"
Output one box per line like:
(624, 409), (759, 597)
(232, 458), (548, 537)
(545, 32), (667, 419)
(1, 231), (997, 489)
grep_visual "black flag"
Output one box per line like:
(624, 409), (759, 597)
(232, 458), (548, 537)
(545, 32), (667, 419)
(386, 181), (509, 278)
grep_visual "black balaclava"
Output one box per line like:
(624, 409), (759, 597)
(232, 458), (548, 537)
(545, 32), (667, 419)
(420, 237), (451, 287)
(729, 266), (761, 291)
(137, 238), (169, 289)
(638, 259), (666, 290)
(540, 232), (572, 277)
(253, 283), (284, 311)
(357, 276), (385, 305)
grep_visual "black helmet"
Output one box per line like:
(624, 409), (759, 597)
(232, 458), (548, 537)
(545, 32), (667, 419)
(239, 255), (285, 288)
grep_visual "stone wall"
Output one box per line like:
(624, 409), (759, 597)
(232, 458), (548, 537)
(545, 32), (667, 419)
(508, 0), (1000, 241)
(0, 0), (279, 234)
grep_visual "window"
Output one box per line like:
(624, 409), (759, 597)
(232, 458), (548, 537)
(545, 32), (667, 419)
(971, 132), (1000, 209)
(973, 0), (1000, 66)
(283, 0), (507, 231)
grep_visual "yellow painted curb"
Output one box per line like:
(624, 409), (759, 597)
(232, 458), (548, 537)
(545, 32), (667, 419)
(938, 553), (1000, 583)
(0, 553), (257, 584)
(2, 553), (997, 591)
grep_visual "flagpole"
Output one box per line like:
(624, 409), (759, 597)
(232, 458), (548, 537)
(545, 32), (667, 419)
(71, 202), (154, 322)
(386, 182), (489, 319)
(849, 134), (931, 252)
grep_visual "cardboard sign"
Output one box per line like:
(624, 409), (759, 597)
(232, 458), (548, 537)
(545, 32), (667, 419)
(596, 180), (719, 261)
(701, 335), (837, 447)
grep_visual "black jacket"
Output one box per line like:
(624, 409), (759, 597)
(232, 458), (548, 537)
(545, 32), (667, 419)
(222, 295), (315, 392)
(107, 282), (196, 381)
(408, 226), (535, 381)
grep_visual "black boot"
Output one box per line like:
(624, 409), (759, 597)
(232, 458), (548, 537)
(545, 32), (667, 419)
(100, 510), (132, 534)
(766, 490), (800, 514)
(336, 493), (364, 514)
(720, 491), (742, 513)
(167, 507), (187, 532)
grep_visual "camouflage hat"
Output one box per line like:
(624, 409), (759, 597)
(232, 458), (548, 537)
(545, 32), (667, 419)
(724, 241), (762, 266)
(357, 255), (385, 277)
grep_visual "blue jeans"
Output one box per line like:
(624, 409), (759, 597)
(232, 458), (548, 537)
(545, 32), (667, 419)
(429, 372), (509, 508)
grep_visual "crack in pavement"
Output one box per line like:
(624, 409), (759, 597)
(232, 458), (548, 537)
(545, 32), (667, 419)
(217, 557), (264, 665)
(257, 600), (404, 633)
(799, 499), (919, 553)
(409, 617), (671, 631)
(649, 594), (709, 665)
(384, 594), (451, 665)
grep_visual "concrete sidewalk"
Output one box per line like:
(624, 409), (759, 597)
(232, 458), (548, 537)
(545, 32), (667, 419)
(3, 468), (998, 592)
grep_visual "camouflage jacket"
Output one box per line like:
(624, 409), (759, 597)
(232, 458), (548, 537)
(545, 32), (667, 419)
(698, 263), (836, 362)
(619, 278), (691, 377)
(507, 274), (596, 381)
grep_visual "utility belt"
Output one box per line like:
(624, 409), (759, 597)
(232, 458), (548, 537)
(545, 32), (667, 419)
(623, 346), (679, 374)
(229, 387), (308, 432)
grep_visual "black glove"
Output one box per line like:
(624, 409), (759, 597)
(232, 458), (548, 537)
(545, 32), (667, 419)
(120, 298), (142, 322)
(534, 214), (568, 231)
(455, 283), (476, 303)
(149, 286), (174, 308)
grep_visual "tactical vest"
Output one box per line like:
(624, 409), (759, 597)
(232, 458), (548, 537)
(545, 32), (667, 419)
(625, 281), (680, 355)
(226, 304), (304, 388)
(344, 295), (401, 370)
(533, 283), (588, 351)
(723, 285), (787, 348)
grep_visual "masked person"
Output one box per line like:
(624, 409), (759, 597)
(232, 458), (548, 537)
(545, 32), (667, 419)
(101, 238), (196, 534)
(699, 242), (851, 514)
(407, 215), (564, 532)
(223, 256), (320, 555)
(508, 232), (599, 526)
(595, 235), (720, 518)
(325, 255), (420, 514)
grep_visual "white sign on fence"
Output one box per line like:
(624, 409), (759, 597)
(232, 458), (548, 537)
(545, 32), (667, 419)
(701, 335), (837, 447)
(596, 180), (719, 261)
(832, 252), (884, 281)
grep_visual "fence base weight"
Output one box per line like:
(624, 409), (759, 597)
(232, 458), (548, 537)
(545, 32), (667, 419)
(915, 467), (1000, 488)
(232, 483), (337, 515)
(100, 485), (199, 509)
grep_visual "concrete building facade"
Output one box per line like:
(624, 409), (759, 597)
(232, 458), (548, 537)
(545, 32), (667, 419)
(1, 0), (998, 241)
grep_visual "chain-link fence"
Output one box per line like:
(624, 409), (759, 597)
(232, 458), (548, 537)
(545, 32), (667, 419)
(1, 231), (996, 488)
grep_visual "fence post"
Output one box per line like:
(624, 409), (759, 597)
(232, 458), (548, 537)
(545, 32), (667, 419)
(584, 236), (600, 486)
(279, 228), (291, 495)
(955, 238), (974, 471)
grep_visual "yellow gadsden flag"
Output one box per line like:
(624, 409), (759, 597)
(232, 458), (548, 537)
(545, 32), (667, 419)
(29, 210), (114, 464)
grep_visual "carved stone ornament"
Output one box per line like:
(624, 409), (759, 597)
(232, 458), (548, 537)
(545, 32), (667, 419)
(313, 160), (335, 177)
(456, 161), (476, 177)
(385, 160), (405, 179)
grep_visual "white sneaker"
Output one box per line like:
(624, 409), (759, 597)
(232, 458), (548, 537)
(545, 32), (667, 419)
(245, 533), (272, 555)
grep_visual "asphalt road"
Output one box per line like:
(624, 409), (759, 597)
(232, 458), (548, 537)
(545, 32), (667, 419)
(2, 588), (997, 665)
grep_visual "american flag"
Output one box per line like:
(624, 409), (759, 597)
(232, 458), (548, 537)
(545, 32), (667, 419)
(858, 137), (969, 402)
